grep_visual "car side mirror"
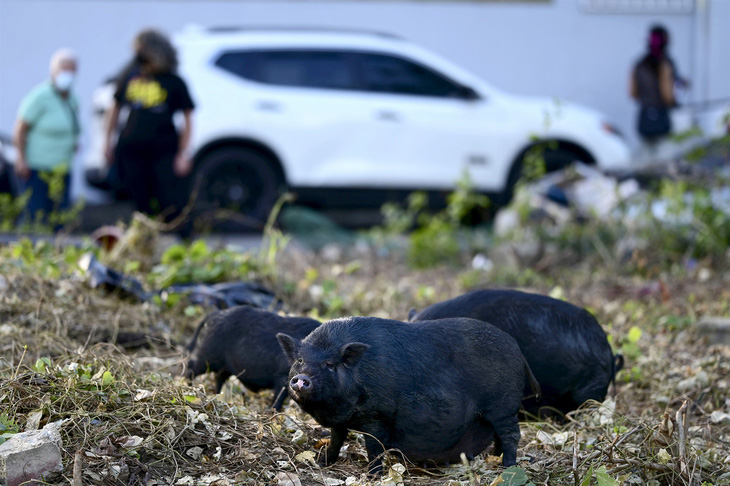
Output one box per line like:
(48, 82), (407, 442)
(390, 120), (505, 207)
(456, 85), (481, 101)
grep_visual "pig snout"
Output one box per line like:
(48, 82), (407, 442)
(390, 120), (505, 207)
(290, 374), (312, 394)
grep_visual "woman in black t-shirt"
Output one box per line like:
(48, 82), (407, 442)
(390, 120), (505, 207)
(104, 28), (195, 228)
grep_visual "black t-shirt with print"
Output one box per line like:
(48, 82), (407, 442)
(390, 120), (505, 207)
(114, 68), (195, 149)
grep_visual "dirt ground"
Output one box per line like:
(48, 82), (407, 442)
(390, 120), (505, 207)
(1, 218), (729, 485)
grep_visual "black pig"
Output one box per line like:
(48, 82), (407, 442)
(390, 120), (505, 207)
(185, 305), (320, 411)
(277, 316), (539, 474)
(408, 289), (624, 418)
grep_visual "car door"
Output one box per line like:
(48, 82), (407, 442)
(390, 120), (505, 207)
(347, 52), (504, 192)
(215, 49), (386, 187)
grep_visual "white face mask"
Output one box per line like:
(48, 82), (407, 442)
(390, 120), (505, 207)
(54, 70), (75, 91)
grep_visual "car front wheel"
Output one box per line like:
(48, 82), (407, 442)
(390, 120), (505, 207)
(191, 147), (282, 229)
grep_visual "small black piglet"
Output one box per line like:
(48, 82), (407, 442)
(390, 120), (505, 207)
(185, 305), (320, 410)
(277, 316), (539, 474)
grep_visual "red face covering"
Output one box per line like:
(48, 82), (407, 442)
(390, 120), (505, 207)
(649, 31), (667, 58)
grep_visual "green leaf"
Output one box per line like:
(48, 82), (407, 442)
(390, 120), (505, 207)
(184, 305), (200, 317)
(595, 466), (619, 486)
(32, 357), (51, 373)
(627, 326), (642, 344)
(183, 395), (199, 403)
(189, 240), (209, 260)
(161, 244), (187, 264)
(500, 466), (535, 486)
(102, 371), (114, 386)
(165, 293), (182, 307)
(322, 278), (336, 293)
(305, 268), (318, 282)
(580, 464), (594, 486)
(123, 260), (141, 274)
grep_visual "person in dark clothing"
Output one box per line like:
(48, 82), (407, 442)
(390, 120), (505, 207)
(629, 25), (683, 143)
(104, 28), (195, 229)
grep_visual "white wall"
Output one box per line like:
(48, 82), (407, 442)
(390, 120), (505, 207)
(0, 0), (726, 201)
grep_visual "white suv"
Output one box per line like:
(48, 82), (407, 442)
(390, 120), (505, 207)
(86, 26), (631, 222)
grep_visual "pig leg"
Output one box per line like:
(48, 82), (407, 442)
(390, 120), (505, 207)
(360, 421), (391, 476)
(318, 425), (348, 467)
(270, 380), (288, 411)
(487, 414), (520, 467)
(363, 435), (386, 476)
(214, 369), (232, 394)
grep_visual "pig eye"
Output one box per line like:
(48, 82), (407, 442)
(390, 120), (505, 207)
(325, 361), (336, 371)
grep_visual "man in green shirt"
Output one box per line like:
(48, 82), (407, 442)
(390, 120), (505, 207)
(13, 48), (80, 230)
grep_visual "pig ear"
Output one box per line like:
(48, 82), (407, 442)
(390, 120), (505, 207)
(407, 308), (417, 321)
(276, 333), (300, 364)
(339, 342), (370, 366)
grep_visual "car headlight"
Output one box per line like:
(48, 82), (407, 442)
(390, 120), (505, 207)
(601, 121), (624, 139)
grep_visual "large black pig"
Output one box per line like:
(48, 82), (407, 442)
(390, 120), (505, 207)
(277, 316), (539, 474)
(408, 289), (624, 418)
(185, 305), (320, 411)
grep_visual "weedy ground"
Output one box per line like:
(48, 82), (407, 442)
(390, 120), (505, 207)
(1, 213), (729, 486)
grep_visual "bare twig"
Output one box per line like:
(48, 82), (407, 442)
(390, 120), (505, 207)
(72, 450), (83, 486)
(573, 432), (580, 486)
(677, 400), (689, 476)
(606, 430), (621, 462)
(614, 425), (643, 447)
(606, 457), (675, 473)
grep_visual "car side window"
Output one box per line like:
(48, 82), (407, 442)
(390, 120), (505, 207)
(215, 50), (356, 90)
(356, 53), (462, 98)
(215, 51), (259, 81)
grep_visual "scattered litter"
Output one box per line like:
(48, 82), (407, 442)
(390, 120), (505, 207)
(496, 158), (730, 237)
(162, 281), (281, 310)
(79, 252), (149, 301)
(79, 252), (281, 310)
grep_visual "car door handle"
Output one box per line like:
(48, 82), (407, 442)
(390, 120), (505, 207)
(376, 110), (400, 122)
(256, 101), (281, 112)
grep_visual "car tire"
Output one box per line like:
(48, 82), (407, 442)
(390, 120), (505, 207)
(542, 147), (590, 173)
(501, 145), (592, 206)
(191, 147), (282, 230)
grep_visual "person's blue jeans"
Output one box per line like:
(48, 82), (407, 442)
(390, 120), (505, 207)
(16, 169), (71, 231)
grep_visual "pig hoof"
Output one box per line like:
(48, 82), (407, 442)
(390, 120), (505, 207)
(317, 455), (336, 467)
(366, 464), (384, 477)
